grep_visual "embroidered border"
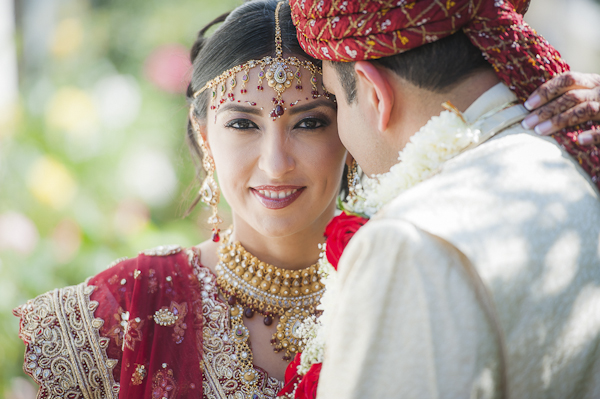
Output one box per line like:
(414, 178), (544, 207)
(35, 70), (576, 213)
(15, 281), (120, 399)
(195, 261), (282, 399)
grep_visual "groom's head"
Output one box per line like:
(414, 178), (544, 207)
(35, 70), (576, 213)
(290, 0), (569, 175)
(322, 31), (496, 175)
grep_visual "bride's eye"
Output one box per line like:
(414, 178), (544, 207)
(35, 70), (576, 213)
(225, 119), (258, 130)
(294, 117), (327, 129)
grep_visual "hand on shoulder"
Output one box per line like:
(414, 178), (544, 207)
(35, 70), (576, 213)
(521, 71), (600, 144)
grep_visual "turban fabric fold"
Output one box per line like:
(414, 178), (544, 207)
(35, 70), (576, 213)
(290, 0), (600, 189)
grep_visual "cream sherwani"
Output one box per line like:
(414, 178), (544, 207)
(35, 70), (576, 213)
(317, 84), (600, 399)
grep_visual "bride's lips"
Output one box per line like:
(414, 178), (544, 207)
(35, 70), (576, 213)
(251, 185), (305, 209)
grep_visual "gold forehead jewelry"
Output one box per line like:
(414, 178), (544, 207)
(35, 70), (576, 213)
(215, 229), (323, 361)
(191, 1), (325, 119)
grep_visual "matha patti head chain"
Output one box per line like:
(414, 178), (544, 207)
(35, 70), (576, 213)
(190, 0), (330, 121)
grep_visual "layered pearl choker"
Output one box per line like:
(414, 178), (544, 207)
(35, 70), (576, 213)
(215, 229), (324, 360)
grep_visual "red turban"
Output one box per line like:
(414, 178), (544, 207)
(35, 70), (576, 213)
(290, 0), (600, 189)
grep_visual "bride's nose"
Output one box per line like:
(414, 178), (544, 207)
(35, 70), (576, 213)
(257, 129), (295, 178)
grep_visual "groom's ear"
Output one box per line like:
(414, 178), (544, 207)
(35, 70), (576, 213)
(354, 61), (394, 133)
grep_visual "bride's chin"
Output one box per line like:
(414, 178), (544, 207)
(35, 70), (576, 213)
(251, 217), (307, 239)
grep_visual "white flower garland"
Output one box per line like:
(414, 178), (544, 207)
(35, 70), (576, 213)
(296, 244), (338, 374)
(295, 107), (483, 376)
(346, 109), (482, 217)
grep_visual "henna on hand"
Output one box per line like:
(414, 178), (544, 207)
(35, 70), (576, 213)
(525, 71), (600, 110)
(532, 93), (600, 136)
(558, 101), (600, 130)
(535, 90), (582, 121)
(521, 72), (600, 141)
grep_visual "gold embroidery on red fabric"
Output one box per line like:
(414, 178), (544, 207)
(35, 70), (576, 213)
(292, 0), (471, 61)
(171, 301), (188, 344)
(106, 256), (128, 269)
(190, 257), (283, 398)
(122, 313), (144, 351)
(153, 301), (189, 344)
(148, 268), (158, 294)
(152, 364), (178, 399)
(108, 274), (119, 285)
(105, 306), (126, 347)
(131, 364), (147, 386)
(141, 245), (182, 257)
(14, 281), (120, 399)
(154, 308), (178, 326)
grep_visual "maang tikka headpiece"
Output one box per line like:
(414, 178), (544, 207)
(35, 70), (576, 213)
(191, 0), (329, 120)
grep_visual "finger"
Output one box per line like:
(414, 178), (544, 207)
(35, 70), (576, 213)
(521, 88), (594, 130)
(533, 101), (600, 136)
(578, 130), (600, 146)
(525, 71), (600, 110)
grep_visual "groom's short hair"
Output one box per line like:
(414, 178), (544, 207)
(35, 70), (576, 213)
(333, 30), (490, 104)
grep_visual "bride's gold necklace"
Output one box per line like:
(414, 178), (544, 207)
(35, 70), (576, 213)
(215, 229), (324, 361)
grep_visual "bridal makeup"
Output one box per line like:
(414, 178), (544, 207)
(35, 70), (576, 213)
(202, 68), (346, 239)
(251, 185), (305, 210)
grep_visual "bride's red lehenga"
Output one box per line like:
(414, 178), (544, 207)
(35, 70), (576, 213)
(14, 246), (283, 399)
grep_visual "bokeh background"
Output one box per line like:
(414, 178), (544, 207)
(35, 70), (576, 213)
(0, 0), (599, 397)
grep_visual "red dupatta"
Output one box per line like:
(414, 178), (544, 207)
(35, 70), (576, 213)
(15, 246), (205, 399)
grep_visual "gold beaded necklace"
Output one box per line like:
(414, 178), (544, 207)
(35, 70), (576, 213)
(215, 229), (323, 360)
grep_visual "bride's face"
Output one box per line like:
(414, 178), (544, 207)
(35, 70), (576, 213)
(203, 67), (346, 238)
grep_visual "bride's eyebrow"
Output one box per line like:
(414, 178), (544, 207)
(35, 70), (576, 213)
(216, 104), (263, 116)
(288, 99), (337, 116)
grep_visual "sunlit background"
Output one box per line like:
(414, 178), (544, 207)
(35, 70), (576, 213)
(1, 0), (599, 397)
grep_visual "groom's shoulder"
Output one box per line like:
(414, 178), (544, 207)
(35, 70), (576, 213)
(378, 127), (600, 237)
(455, 126), (597, 188)
(405, 128), (594, 201)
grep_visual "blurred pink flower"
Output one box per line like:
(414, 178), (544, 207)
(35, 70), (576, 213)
(0, 212), (39, 255)
(144, 44), (192, 94)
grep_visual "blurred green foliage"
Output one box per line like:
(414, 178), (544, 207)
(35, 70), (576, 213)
(0, 0), (240, 395)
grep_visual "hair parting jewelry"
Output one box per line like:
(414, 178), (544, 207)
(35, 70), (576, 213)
(190, 1), (329, 121)
(188, 106), (223, 242)
(216, 229), (323, 361)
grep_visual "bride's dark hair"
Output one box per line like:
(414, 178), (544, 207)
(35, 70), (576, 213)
(183, 0), (328, 215)
(186, 0), (318, 122)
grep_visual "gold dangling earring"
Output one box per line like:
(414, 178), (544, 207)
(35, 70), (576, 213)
(189, 106), (223, 242)
(347, 159), (360, 201)
(199, 141), (223, 242)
